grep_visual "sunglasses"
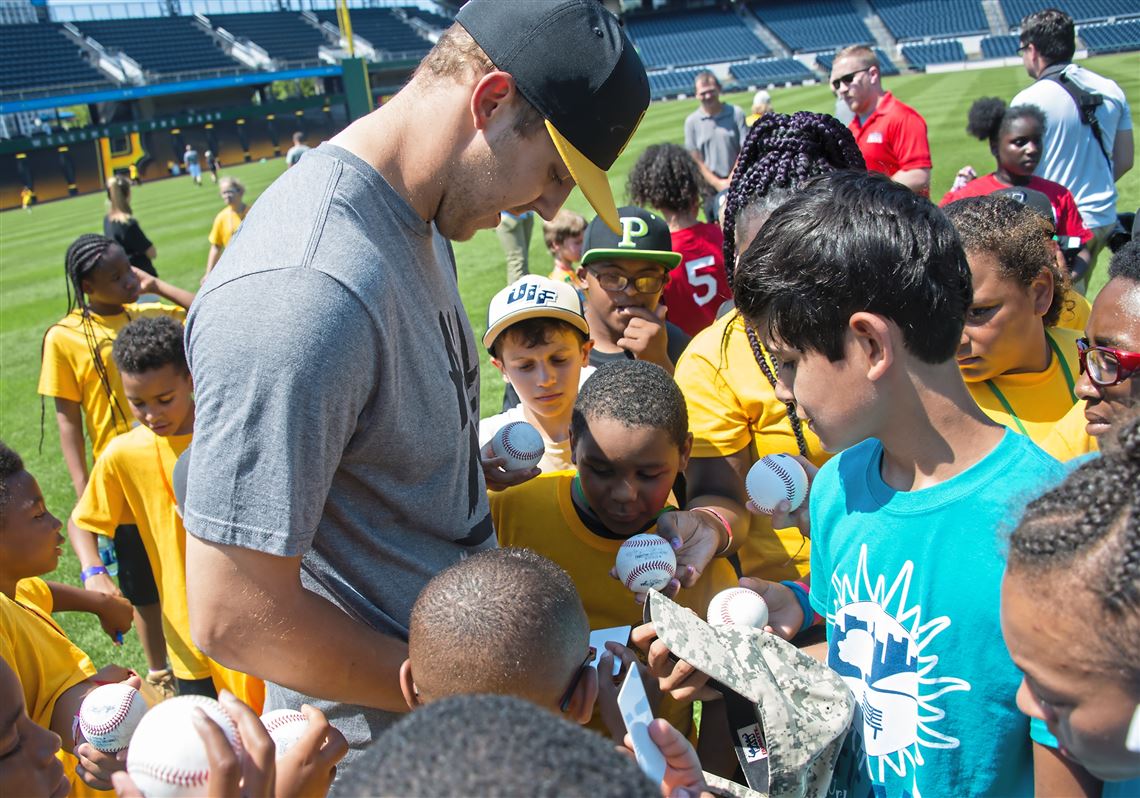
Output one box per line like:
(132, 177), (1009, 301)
(559, 646), (596, 713)
(588, 268), (667, 294)
(831, 67), (869, 91)
(1077, 338), (1140, 388)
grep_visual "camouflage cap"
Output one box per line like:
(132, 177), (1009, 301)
(647, 590), (853, 798)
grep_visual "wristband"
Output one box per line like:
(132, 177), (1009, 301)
(81, 565), (109, 582)
(692, 507), (733, 556)
(781, 580), (818, 635)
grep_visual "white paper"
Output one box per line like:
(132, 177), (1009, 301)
(617, 668), (666, 785)
(589, 625), (632, 676)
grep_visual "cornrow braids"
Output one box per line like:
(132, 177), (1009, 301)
(722, 111), (864, 287)
(39, 234), (130, 452)
(1009, 415), (1140, 681)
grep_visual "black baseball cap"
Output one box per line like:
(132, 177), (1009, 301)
(455, 0), (649, 233)
(580, 206), (682, 269)
(993, 186), (1057, 227)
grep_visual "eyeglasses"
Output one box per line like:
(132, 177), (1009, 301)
(1076, 338), (1140, 388)
(559, 646), (596, 712)
(588, 268), (667, 294)
(831, 68), (869, 91)
(1017, 43), (1029, 53)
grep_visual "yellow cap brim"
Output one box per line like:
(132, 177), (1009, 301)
(546, 119), (621, 234)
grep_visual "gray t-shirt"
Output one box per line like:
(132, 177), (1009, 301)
(184, 143), (493, 758)
(184, 148), (199, 166)
(285, 143), (310, 166)
(684, 103), (748, 178)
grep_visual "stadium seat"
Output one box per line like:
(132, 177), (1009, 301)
(815, 48), (900, 75)
(1001, 0), (1139, 25)
(870, 0), (988, 39)
(647, 68), (707, 99)
(748, 0), (874, 53)
(402, 7), (453, 30)
(980, 34), (1020, 58)
(314, 8), (430, 58)
(900, 39), (968, 67)
(74, 17), (242, 75)
(1080, 18), (1140, 53)
(0, 22), (111, 94)
(729, 58), (816, 85)
(624, 10), (769, 70)
(206, 12), (327, 65)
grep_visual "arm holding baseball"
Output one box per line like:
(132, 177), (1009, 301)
(684, 450), (752, 557)
(63, 668), (139, 789)
(186, 537), (411, 712)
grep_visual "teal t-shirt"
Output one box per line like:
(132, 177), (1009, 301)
(809, 430), (1066, 798)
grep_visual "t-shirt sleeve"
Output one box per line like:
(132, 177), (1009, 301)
(38, 325), (81, 402)
(1030, 717), (1059, 747)
(891, 112), (933, 172)
(208, 211), (226, 247)
(183, 269), (378, 557)
(72, 450), (133, 533)
(684, 115), (697, 152)
(15, 578), (53, 614)
(675, 346), (753, 458)
(1055, 189), (1093, 244)
(122, 219), (153, 254)
(736, 107), (748, 144)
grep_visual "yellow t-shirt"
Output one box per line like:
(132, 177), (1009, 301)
(1057, 288), (1091, 333)
(208, 205), (247, 249)
(491, 471), (737, 736)
(674, 312), (824, 581)
(38, 303), (186, 459)
(70, 424), (264, 706)
(549, 264), (582, 288)
(1040, 400), (1099, 461)
(966, 327), (1081, 446)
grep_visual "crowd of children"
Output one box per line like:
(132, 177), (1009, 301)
(2, 91), (1138, 798)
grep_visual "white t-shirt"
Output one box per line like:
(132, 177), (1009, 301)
(1012, 64), (1132, 229)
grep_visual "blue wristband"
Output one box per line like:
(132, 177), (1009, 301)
(780, 580), (815, 636)
(81, 565), (109, 582)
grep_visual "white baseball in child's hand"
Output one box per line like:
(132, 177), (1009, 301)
(746, 454), (808, 515)
(79, 683), (148, 753)
(706, 588), (769, 628)
(489, 421), (544, 472)
(615, 534), (676, 592)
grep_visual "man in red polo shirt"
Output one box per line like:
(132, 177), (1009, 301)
(831, 45), (931, 196)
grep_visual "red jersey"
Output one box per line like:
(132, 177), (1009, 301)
(665, 222), (732, 336)
(939, 173), (1092, 244)
(849, 92), (931, 180)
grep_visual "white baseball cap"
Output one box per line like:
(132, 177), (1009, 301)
(483, 275), (589, 351)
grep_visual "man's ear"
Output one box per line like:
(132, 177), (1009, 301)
(398, 659), (422, 710)
(849, 311), (893, 383)
(564, 665), (599, 726)
(470, 71), (517, 133)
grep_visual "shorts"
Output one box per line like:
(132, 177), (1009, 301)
(176, 677), (218, 699)
(188, 163), (202, 179)
(113, 524), (160, 606)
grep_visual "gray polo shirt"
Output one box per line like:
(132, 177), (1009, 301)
(684, 103), (748, 178)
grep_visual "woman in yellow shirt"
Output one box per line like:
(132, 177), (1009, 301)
(675, 112), (865, 582)
(204, 176), (249, 277)
(945, 195), (1080, 445)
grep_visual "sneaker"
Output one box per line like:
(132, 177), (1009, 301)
(145, 667), (176, 702)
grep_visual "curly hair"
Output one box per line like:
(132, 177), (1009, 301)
(943, 195), (1067, 327)
(571, 360), (688, 449)
(722, 111), (864, 286)
(627, 143), (710, 214)
(1008, 414), (1140, 684)
(0, 440), (25, 515)
(1109, 238), (1140, 282)
(965, 97), (1046, 148)
(112, 316), (188, 376)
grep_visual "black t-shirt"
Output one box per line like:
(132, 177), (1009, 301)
(500, 321), (692, 411)
(104, 216), (156, 276)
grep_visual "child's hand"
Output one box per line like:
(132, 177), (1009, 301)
(480, 442), (540, 492)
(657, 510), (721, 590)
(630, 623), (720, 705)
(596, 643), (662, 741)
(750, 454), (817, 537)
(275, 704), (349, 798)
(97, 593), (134, 644)
(617, 304), (670, 368)
(132, 267), (158, 295)
(620, 718), (709, 798)
(83, 570), (124, 600)
(74, 672), (141, 789)
(950, 165), (976, 192)
(736, 578), (803, 641)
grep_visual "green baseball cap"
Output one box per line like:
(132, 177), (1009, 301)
(580, 206), (682, 269)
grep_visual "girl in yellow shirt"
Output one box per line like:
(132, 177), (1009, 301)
(945, 196), (1080, 445)
(204, 176), (249, 277)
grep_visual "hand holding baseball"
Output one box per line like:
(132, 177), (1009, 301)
(74, 671), (141, 790)
(736, 578), (804, 641)
(747, 454), (818, 536)
(656, 510), (721, 590)
(616, 304), (670, 369)
(274, 705), (349, 798)
(480, 441), (540, 492)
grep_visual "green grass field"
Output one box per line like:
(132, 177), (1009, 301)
(1, 53), (1137, 671)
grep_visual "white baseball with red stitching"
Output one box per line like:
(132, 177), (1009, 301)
(615, 533), (676, 592)
(127, 695), (243, 798)
(78, 683), (148, 753)
(746, 453), (808, 515)
(707, 587), (769, 628)
(260, 709), (309, 759)
(490, 421), (545, 471)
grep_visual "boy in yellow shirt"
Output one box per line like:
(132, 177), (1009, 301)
(68, 316), (264, 708)
(543, 209), (586, 287)
(492, 359), (738, 736)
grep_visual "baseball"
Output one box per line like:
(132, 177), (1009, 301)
(707, 587), (770, 629)
(127, 695), (243, 798)
(260, 709), (309, 759)
(746, 454), (808, 515)
(615, 533), (676, 592)
(78, 683), (148, 753)
(489, 421), (545, 471)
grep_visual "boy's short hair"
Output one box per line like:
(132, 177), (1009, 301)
(484, 276), (590, 356)
(734, 171), (972, 363)
(542, 209), (587, 254)
(337, 694), (657, 797)
(1109, 238), (1140, 282)
(493, 318), (588, 360)
(0, 440), (25, 514)
(944, 194), (1066, 327)
(571, 360), (688, 449)
(111, 316), (188, 376)
(1019, 8), (1076, 64)
(408, 548), (589, 703)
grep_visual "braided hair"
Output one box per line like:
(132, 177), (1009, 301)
(722, 111), (864, 286)
(1009, 415), (1140, 682)
(39, 234), (131, 450)
(720, 111), (864, 458)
